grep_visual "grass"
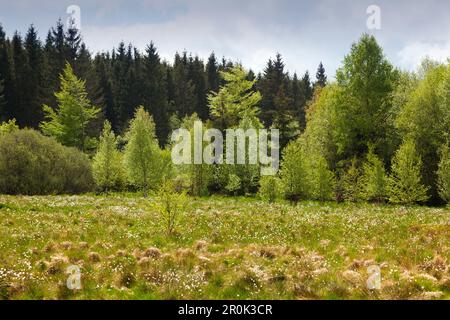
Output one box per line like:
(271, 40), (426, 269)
(0, 194), (448, 300)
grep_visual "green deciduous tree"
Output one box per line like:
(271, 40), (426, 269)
(92, 121), (125, 192)
(280, 140), (310, 201)
(396, 61), (450, 203)
(437, 143), (450, 204)
(388, 139), (429, 204)
(360, 148), (388, 203)
(124, 106), (171, 196)
(309, 155), (335, 201)
(335, 34), (398, 161)
(340, 158), (362, 202)
(40, 63), (100, 151)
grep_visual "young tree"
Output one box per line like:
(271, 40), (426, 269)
(40, 63), (100, 151)
(92, 121), (125, 192)
(437, 143), (450, 204)
(360, 148), (388, 203)
(208, 65), (261, 130)
(124, 106), (170, 196)
(175, 113), (212, 196)
(340, 158), (362, 202)
(309, 156), (335, 201)
(280, 140), (310, 201)
(388, 139), (429, 204)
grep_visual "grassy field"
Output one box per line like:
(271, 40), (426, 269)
(0, 194), (448, 300)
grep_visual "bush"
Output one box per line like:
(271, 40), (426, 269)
(0, 129), (94, 195)
(258, 175), (281, 203)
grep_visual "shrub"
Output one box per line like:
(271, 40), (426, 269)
(258, 175), (281, 203)
(151, 181), (188, 235)
(0, 129), (93, 195)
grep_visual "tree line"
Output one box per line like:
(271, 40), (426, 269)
(0, 20), (449, 206)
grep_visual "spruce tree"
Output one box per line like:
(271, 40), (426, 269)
(92, 120), (125, 192)
(388, 139), (429, 204)
(315, 62), (327, 88)
(172, 52), (197, 118)
(0, 79), (5, 120)
(206, 52), (220, 94)
(0, 25), (14, 121)
(272, 84), (300, 149)
(41, 63), (100, 151)
(143, 42), (169, 146)
(24, 25), (45, 128)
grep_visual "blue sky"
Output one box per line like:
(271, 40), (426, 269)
(1, 0), (449, 77)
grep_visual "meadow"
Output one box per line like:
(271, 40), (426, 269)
(0, 194), (448, 300)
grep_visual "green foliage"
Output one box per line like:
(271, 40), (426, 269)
(360, 148), (388, 203)
(396, 62), (450, 201)
(335, 34), (398, 161)
(437, 143), (450, 204)
(339, 158), (362, 202)
(92, 121), (125, 192)
(124, 106), (172, 196)
(388, 139), (429, 204)
(309, 156), (335, 201)
(0, 119), (19, 135)
(175, 114), (212, 196)
(40, 63), (100, 151)
(151, 181), (188, 235)
(280, 140), (310, 201)
(258, 175), (281, 203)
(208, 65), (261, 130)
(0, 129), (93, 195)
(225, 173), (242, 196)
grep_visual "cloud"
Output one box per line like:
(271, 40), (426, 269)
(398, 41), (450, 71)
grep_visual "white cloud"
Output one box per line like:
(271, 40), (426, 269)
(398, 41), (450, 71)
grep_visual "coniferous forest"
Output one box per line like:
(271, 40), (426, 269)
(0, 14), (449, 302)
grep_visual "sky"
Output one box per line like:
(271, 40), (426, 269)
(1, 0), (449, 77)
